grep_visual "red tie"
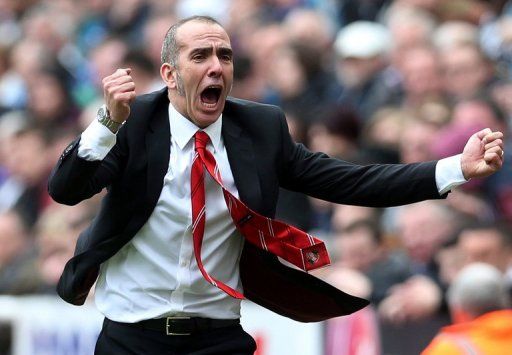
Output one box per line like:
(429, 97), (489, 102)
(191, 131), (330, 299)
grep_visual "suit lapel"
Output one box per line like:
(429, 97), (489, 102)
(142, 94), (263, 214)
(222, 110), (263, 214)
(145, 92), (171, 208)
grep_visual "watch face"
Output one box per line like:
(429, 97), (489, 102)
(98, 107), (106, 119)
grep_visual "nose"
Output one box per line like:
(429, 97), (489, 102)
(207, 56), (222, 78)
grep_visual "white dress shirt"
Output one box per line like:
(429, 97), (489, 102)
(82, 104), (243, 322)
(78, 103), (467, 322)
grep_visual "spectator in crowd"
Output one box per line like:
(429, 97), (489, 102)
(456, 222), (512, 279)
(0, 210), (39, 295)
(359, 107), (406, 164)
(142, 13), (177, 68)
(242, 23), (287, 103)
(229, 54), (262, 102)
(435, 237), (465, 288)
(121, 49), (161, 95)
(334, 21), (395, 120)
(397, 45), (445, 112)
(0, 46), (25, 111)
(89, 37), (128, 89)
(34, 202), (96, 294)
(331, 205), (379, 233)
(399, 117), (440, 163)
(440, 43), (494, 102)
(0, 111), (30, 213)
(385, 4), (436, 59)
(323, 267), (381, 355)
(395, 201), (458, 280)
(422, 263), (512, 355)
(26, 68), (79, 129)
(335, 0), (390, 26)
(282, 8), (334, 57)
(107, 0), (151, 45)
(432, 21), (479, 52)
(1, 127), (52, 227)
(334, 219), (411, 305)
(307, 105), (361, 161)
(267, 43), (342, 126)
(378, 201), (459, 323)
(9, 39), (51, 86)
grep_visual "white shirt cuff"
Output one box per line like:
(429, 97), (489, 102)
(78, 119), (117, 161)
(435, 154), (468, 195)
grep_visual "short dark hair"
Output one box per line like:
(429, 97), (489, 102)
(161, 15), (223, 66)
(458, 221), (512, 247)
(341, 219), (382, 245)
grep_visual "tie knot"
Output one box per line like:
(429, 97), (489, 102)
(194, 131), (210, 151)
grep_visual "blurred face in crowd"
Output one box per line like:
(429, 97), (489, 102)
(268, 47), (305, 98)
(161, 20), (233, 128)
(36, 204), (84, 286)
(331, 205), (375, 232)
(28, 72), (67, 123)
(458, 229), (511, 273)
(400, 119), (438, 163)
(398, 202), (453, 264)
(307, 122), (357, 159)
(441, 44), (490, 99)
(451, 100), (504, 131)
(8, 130), (49, 186)
(283, 9), (332, 52)
(144, 14), (177, 66)
(91, 38), (128, 87)
(336, 56), (382, 88)
(336, 227), (381, 272)
(0, 212), (27, 268)
(400, 46), (442, 100)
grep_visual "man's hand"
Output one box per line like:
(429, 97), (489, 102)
(102, 68), (136, 123)
(461, 128), (504, 180)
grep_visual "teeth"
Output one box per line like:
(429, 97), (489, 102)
(201, 101), (217, 108)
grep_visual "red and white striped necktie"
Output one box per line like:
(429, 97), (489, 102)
(190, 131), (330, 299)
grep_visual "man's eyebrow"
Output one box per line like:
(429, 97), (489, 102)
(217, 47), (233, 57)
(188, 46), (233, 57)
(189, 47), (212, 56)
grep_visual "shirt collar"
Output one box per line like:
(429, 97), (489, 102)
(168, 103), (223, 152)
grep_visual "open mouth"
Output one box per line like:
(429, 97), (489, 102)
(200, 85), (222, 108)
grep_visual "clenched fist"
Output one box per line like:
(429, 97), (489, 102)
(102, 68), (137, 123)
(461, 128), (505, 179)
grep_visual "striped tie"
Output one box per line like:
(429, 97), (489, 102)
(191, 131), (330, 299)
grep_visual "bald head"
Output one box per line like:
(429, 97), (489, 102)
(448, 263), (509, 318)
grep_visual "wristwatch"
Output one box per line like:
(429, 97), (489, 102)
(97, 105), (123, 133)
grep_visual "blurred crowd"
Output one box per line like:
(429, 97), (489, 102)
(1, 0), (512, 354)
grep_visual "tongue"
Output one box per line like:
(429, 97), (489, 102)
(201, 89), (218, 104)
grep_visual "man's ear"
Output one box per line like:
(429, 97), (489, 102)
(160, 63), (177, 90)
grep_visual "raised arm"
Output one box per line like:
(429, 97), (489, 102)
(48, 69), (136, 205)
(278, 110), (504, 207)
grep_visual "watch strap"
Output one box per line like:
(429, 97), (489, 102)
(97, 105), (122, 133)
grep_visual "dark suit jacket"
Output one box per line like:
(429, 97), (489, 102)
(48, 88), (444, 322)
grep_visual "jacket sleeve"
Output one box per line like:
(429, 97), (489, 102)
(277, 110), (445, 207)
(47, 127), (128, 206)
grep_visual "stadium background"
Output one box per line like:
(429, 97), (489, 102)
(1, 0), (512, 354)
